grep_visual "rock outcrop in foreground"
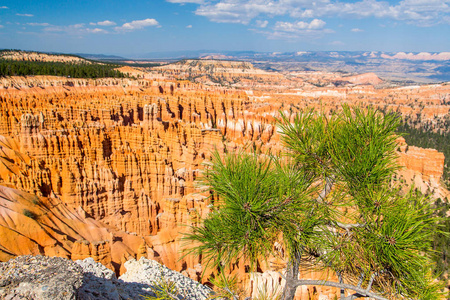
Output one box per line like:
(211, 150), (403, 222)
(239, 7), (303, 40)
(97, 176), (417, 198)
(0, 255), (211, 300)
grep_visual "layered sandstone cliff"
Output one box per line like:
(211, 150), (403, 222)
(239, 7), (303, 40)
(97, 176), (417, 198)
(0, 76), (251, 277)
(0, 69), (447, 299)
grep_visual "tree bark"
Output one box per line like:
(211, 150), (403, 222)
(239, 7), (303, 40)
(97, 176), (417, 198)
(291, 280), (387, 300)
(280, 263), (387, 300)
(281, 251), (301, 300)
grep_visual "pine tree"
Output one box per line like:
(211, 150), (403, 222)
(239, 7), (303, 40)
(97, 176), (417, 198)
(185, 106), (443, 300)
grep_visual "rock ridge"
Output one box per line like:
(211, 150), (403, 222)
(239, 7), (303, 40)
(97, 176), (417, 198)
(0, 255), (211, 300)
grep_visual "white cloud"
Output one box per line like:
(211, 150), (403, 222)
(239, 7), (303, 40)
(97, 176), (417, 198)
(299, 0), (450, 26)
(330, 40), (345, 45)
(187, 0), (450, 27)
(351, 28), (364, 32)
(16, 13), (34, 17)
(186, 24), (193, 28)
(27, 22), (50, 26)
(0, 25), (4, 28)
(115, 18), (160, 31)
(255, 20), (268, 28)
(86, 28), (108, 33)
(255, 18), (331, 40)
(274, 19), (326, 32)
(0, 6), (8, 9)
(42, 23), (108, 35)
(90, 20), (116, 26)
(196, 1), (288, 24)
(166, 0), (205, 3)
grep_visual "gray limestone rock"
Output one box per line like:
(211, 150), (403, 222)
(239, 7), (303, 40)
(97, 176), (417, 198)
(0, 255), (83, 300)
(0, 255), (212, 300)
(119, 257), (212, 300)
(75, 257), (122, 300)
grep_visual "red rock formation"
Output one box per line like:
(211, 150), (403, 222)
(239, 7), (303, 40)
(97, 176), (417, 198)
(397, 136), (445, 180)
(0, 68), (447, 299)
(0, 185), (151, 273)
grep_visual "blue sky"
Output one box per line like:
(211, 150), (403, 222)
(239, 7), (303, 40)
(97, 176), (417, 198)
(0, 0), (449, 56)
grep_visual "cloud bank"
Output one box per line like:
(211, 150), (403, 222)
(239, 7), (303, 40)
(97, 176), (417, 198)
(169, 0), (450, 27)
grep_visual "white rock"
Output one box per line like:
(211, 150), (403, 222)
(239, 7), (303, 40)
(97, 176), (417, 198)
(119, 257), (212, 300)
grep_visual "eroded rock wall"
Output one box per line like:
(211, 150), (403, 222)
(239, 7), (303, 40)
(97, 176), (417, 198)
(0, 74), (447, 300)
(0, 77), (269, 277)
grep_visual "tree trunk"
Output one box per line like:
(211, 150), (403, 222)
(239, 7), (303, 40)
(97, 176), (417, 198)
(281, 251), (301, 300)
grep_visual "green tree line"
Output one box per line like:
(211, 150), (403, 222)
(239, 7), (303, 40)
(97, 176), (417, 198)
(0, 59), (127, 79)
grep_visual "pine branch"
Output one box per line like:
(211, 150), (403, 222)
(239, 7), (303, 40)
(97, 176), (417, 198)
(337, 271), (345, 300)
(221, 287), (238, 300)
(366, 271), (383, 293)
(333, 222), (366, 231)
(357, 272), (365, 288)
(307, 175), (335, 221)
(291, 279), (387, 300)
(316, 176), (334, 203)
(337, 271), (367, 300)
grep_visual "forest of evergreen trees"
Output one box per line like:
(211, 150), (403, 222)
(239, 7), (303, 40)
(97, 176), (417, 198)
(0, 59), (127, 78)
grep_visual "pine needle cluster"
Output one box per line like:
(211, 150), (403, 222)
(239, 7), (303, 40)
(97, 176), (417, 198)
(184, 106), (444, 300)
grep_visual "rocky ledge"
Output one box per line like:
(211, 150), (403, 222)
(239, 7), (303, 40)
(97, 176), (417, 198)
(0, 255), (211, 300)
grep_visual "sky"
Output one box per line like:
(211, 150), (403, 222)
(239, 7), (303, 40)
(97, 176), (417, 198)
(0, 0), (449, 57)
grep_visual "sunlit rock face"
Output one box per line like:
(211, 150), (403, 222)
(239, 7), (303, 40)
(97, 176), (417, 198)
(0, 75), (253, 276)
(0, 66), (447, 299)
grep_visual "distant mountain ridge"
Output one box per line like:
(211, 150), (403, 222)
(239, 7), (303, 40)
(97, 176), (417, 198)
(74, 53), (127, 60)
(131, 50), (450, 83)
(3, 49), (449, 83)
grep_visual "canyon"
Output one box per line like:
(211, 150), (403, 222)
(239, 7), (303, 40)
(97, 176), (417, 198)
(0, 59), (448, 299)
